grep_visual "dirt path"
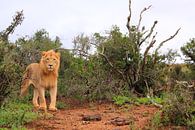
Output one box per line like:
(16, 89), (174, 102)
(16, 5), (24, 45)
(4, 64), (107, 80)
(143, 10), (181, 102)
(26, 101), (160, 130)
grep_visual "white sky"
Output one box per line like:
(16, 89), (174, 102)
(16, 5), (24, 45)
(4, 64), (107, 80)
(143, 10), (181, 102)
(0, 0), (195, 61)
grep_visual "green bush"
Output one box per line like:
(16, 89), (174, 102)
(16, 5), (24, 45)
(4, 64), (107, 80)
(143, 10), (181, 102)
(136, 97), (150, 105)
(150, 112), (163, 128)
(0, 100), (38, 128)
(0, 45), (23, 106)
(160, 82), (195, 127)
(113, 95), (132, 106)
(56, 101), (69, 109)
(187, 117), (195, 130)
(113, 95), (164, 106)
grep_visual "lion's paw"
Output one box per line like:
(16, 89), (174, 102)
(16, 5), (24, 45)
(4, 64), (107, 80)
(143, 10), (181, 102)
(33, 105), (40, 109)
(39, 106), (47, 111)
(49, 107), (58, 111)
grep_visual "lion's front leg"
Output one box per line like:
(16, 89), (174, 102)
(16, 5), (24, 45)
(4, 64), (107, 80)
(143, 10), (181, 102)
(38, 87), (47, 112)
(49, 86), (57, 111)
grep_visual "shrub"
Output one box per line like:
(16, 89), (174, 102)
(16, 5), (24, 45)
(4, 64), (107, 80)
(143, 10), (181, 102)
(0, 100), (38, 129)
(113, 95), (132, 106)
(160, 82), (195, 126)
(0, 45), (23, 106)
(56, 101), (69, 109)
(187, 117), (195, 130)
(136, 97), (150, 105)
(112, 95), (164, 106)
(151, 111), (163, 128)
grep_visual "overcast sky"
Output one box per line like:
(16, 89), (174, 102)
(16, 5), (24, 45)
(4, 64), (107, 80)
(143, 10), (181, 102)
(0, 0), (195, 61)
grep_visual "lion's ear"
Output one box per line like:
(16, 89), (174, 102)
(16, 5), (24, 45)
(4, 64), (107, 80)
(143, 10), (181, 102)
(42, 51), (46, 57)
(56, 52), (60, 59)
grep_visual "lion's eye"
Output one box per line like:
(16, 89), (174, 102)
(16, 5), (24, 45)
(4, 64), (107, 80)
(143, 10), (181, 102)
(46, 58), (49, 61)
(53, 58), (56, 61)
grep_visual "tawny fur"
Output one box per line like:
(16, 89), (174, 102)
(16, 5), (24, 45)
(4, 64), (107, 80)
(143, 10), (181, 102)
(20, 50), (60, 111)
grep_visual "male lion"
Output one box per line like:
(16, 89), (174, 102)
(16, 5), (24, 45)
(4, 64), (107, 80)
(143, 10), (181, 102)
(20, 50), (60, 111)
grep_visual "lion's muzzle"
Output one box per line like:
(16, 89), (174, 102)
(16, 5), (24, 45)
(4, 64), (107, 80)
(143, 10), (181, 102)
(48, 64), (54, 71)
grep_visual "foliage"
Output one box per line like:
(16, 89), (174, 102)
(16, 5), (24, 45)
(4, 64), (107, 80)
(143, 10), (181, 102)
(0, 11), (24, 106)
(181, 38), (195, 63)
(180, 38), (195, 85)
(92, 26), (179, 95)
(112, 95), (164, 106)
(56, 101), (68, 109)
(150, 112), (163, 128)
(0, 100), (38, 129)
(135, 97), (150, 105)
(59, 54), (127, 101)
(160, 82), (195, 126)
(15, 29), (62, 66)
(168, 64), (190, 81)
(187, 117), (195, 130)
(72, 33), (91, 58)
(0, 11), (24, 42)
(113, 96), (132, 106)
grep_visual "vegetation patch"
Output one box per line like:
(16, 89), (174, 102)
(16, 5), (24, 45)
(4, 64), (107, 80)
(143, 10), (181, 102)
(0, 100), (38, 129)
(113, 95), (164, 107)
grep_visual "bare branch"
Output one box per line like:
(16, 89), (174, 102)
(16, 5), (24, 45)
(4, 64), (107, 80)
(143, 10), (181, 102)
(153, 28), (181, 64)
(155, 28), (181, 53)
(137, 5), (152, 31)
(139, 20), (158, 46)
(126, 0), (132, 32)
(141, 32), (157, 72)
(0, 10), (24, 41)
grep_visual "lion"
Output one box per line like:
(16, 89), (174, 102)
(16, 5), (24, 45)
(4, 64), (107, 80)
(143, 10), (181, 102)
(20, 50), (60, 112)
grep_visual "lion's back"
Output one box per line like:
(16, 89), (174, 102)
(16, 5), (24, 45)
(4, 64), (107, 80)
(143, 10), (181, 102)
(27, 63), (41, 73)
(24, 63), (42, 82)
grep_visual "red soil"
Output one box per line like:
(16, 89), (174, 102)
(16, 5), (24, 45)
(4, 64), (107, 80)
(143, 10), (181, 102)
(26, 100), (186, 130)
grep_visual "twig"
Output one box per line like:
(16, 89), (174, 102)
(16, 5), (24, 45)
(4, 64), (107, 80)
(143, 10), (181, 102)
(155, 28), (181, 53)
(139, 21), (158, 46)
(141, 32), (157, 72)
(126, 0), (132, 33)
(153, 28), (181, 64)
(137, 5), (152, 31)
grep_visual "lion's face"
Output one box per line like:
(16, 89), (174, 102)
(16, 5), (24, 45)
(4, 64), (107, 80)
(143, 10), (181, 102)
(41, 50), (60, 72)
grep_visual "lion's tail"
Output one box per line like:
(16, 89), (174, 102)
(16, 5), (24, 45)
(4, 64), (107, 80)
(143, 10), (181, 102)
(20, 67), (32, 97)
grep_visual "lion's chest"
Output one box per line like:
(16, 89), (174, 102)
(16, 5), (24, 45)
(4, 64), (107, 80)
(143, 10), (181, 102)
(41, 74), (57, 88)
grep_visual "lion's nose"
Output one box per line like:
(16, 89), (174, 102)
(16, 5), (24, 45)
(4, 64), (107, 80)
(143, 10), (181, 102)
(49, 64), (53, 68)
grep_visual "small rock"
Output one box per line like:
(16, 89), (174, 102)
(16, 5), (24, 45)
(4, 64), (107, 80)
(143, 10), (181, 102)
(107, 117), (132, 126)
(82, 114), (101, 121)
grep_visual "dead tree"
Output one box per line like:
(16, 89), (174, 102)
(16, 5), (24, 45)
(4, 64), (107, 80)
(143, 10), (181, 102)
(0, 10), (24, 42)
(94, 0), (180, 95)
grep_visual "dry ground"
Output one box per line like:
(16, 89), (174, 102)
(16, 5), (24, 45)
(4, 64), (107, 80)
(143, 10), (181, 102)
(25, 99), (186, 130)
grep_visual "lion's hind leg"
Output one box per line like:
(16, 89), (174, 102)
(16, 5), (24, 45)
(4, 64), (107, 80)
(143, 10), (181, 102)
(20, 79), (32, 97)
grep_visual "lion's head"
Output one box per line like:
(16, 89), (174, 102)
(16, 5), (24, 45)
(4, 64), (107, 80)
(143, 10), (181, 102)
(40, 50), (60, 73)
